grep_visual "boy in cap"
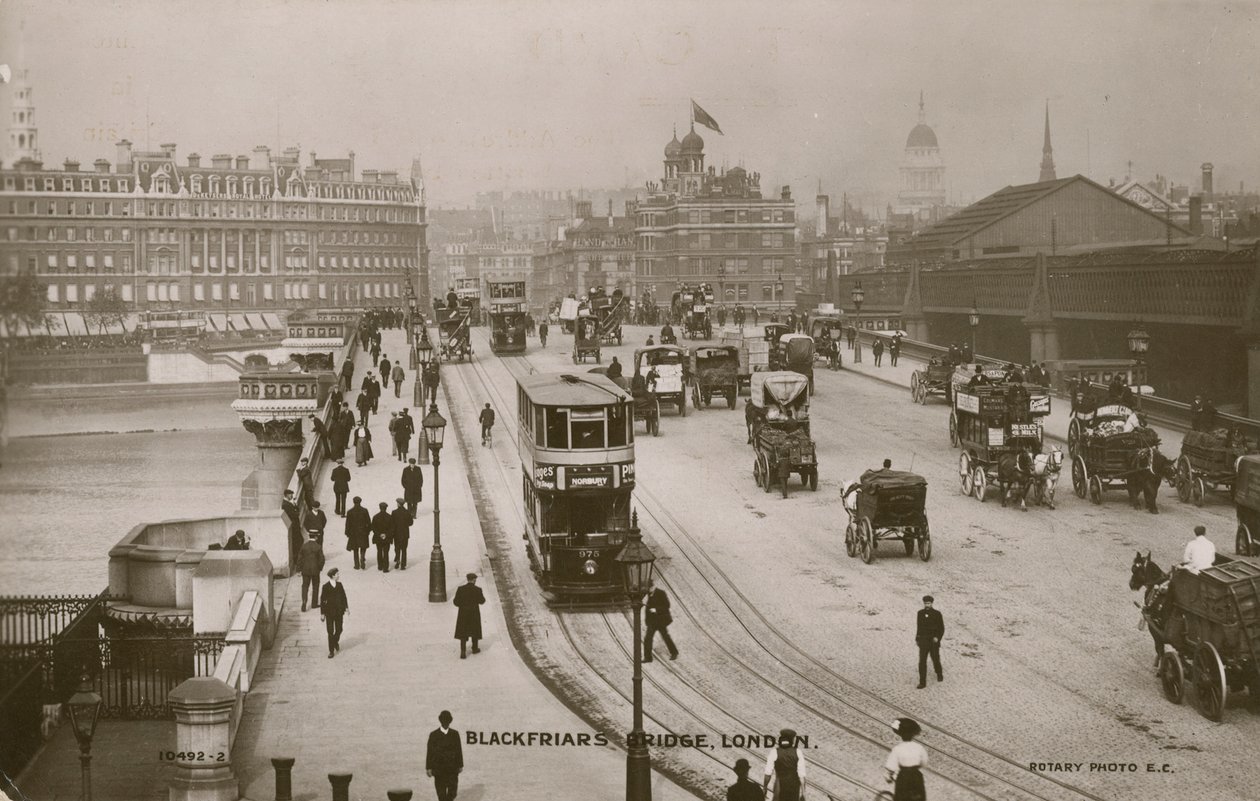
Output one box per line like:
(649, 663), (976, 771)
(915, 595), (944, 688)
(320, 567), (348, 658)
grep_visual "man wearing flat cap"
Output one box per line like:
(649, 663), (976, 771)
(392, 498), (414, 570)
(319, 568), (348, 659)
(762, 728), (806, 800)
(915, 595), (944, 689)
(1181, 525), (1216, 574)
(727, 757), (765, 800)
(453, 573), (485, 659)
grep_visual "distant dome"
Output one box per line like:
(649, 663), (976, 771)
(906, 123), (938, 149)
(681, 127), (704, 153)
(665, 134), (681, 158)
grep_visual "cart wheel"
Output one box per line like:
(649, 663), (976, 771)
(650, 415), (660, 437)
(753, 459), (763, 487)
(808, 469), (818, 491)
(859, 518), (875, 564)
(1194, 641), (1228, 722)
(958, 452), (972, 490)
(844, 520), (856, 557)
(1237, 523), (1253, 556)
(1176, 477), (1191, 504)
(918, 525), (932, 562)
(972, 466), (987, 502)
(1088, 476), (1103, 505)
(1067, 419), (1080, 459)
(1176, 457), (1192, 502)
(914, 383), (927, 405)
(1160, 652), (1185, 705)
(1192, 477), (1205, 507)
(760, 456), (771, 494)
(692, 386), (701, 410)
(949, 412), (958, 447)
(1071, 456), (1088, 499)
(910, 372), (920, 395)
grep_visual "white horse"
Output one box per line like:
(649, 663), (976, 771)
(1029, 447), (1064, 509)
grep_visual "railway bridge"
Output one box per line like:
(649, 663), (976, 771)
(801, 244), (1260, 412)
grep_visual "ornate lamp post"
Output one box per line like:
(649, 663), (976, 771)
(968, 304), (980, 361)
(66, 676), (103, 801)
(423, 404), (448, 602)
(1127, 322), (1150, 391)
(614, 513), (656, 801)
(850, 281), (865, 363)
(406, 295), (418, 346)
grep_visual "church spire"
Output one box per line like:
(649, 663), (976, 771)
(918, 90), (926, 124)
(1039, 101), (1056, 182)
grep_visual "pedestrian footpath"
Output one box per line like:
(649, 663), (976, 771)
(233, 327), (696, 801)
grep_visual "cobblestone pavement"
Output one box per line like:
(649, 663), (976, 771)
(445, 324), (1256, 801)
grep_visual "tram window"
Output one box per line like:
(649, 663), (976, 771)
(608, 403), (628, 447)
(535, 405), (546, 443)
(546, 409), (569, 448)
(570, 408), (605, 450)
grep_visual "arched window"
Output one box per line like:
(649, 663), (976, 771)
(209, 176), (220, 194)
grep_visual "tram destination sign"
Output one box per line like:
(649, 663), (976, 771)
(533, 462), (635, 490)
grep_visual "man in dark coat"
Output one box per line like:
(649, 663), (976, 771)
(355, 391), (374, 427)
(453, 573), (485, 659)
(303, 500), (327, 546)
(643, 582), (678, 661)
(392, 498), (413, 570)
(395, 408), (415, 462)
(297, 532), (324, 612)
(424, 363), (441, 405)
(344, 496), (371, 570)
(889, 337), (901, 367)
(426, 710), (463, 801)
(330, 459), (351, 516)
(309, 414), (331, 459)
(402, 458), (424, 515)
(872, 337), (884, 366)
(380, 355), (392, 389)
(224, 529), (250, 550)
(296, 457), (315, 507)
(538, 320), (549, 347)
(365, 372), (382, 413)
(915, 595), (945, 688)
(726, 758), (764, 801)
(339, 359), (355, 393)
(282, 489), (302, 562)
(319, 568), (348, 659)
(372, 502), (394, 572)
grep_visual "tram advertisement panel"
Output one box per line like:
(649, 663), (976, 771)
(531, 462), (634, 491)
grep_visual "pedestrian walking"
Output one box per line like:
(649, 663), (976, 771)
(296, 457), (314, 507)
(889, 338), (901, 367)
(356, 392), (373, 427)
(367, 373), (381, 413)
(330, 459), (351, 516)
(372, 502), (393, 572)
(380, 356), (392, 389)
(402, 458), (424, 516)
(873, 337), (884, 366)
(392, 362), (406, 398)
(338, 403), (356, 455)
(762, 729), (807, 801)
(885, 718), (928, 801)
(425, 363), (441, 405)
(538, 320), (549, 347)
(329, 410), (350, 461)
(344, 496), (371, 570)
(726, 758), (764, 801)
(453, 573), (485, 658)
(392, 498), (413, 570)
(396, 409), (414, 461)
(388, 412), (400, 457)
(353, 423), (373, 466)
(370, 340), (381, 363)
(303, 500), (327, 546)
(425, 710), (463, 801)
(478, 403), (495, 446)
(308, 414), (331, 459)
(643, 582), (678, 661)
(297, 532), (324, 612)
(319, 568), (348, 659)
(915, 595), (944, 688)
(339, 359), (354, 393)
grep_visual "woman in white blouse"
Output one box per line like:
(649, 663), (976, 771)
(884, 717), (927, 801)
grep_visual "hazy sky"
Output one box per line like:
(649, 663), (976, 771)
(2, 0), (1258, 211)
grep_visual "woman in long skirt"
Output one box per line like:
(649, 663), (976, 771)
(353, 424), (373, 466)
(885, 718), (928, 801)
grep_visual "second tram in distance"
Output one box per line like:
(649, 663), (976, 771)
(517, 372), (635, 602)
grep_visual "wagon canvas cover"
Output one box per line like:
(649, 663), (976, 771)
(750, 371), (809, 409)
(1236, 455), (1260, 509)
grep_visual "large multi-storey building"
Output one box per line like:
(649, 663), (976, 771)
(635, 126), (796, 310)
(442, 241), (536, 308)
(802, 188), (888, 295)
(1, 86), (428, 317)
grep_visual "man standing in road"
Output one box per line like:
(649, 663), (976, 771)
(478, 403), (495, 447)
(889, 336), (901, 367)
(391, 361), (406, 398)
(392, 498), (413, 570)
(426, 710), (463, 801)
(915, 595), (944, 688)
(873, 337), (884, 367)
(319, 568), (348, 659)
(330, 459), (351, 517)
(402, 458), (424, 516)
(344, 496), (371, 570)
(453, 573), (485, 659)
(538, 319), (549, 347)
(643, 582), (679, 662)
(380, 354), (392, 390)
(297, 532), (324, 612)
(372, 502), (394, 573)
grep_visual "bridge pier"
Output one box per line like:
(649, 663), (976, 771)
(1025, 322), (1061, 364)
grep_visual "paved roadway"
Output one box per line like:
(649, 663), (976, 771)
(444, 323), (1255, 801)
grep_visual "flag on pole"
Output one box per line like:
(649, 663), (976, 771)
(691, 100), (723, 135)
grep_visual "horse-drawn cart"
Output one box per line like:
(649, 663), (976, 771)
(635, 345), (688, 417)
(572, 315), (601, 364)
(1235, 456), (1260, 557)
(690, 346), (739, 410)
(844, 470), (931, 564)
(746, 372), (817, 497)
(910, 358), (953, 405)
(1176, 429), (1252, 507)
(1068, 404), (1168, 509)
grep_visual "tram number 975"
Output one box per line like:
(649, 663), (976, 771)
(577, 550), (601, 559)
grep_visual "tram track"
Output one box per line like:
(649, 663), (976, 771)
(450, 333), (1110, 801)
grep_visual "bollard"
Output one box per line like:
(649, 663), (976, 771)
(328, 772), (353, 801)
(386, 791), (413, 801)
(271, 757), (295, 801)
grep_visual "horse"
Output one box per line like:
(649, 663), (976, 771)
(1028, 446), (1064, 509)
(996, 449), (1035, 510)
(1126, 445), (1174, 513)
(744, 401), (762, 444)
(1129, 551), (1171, 665)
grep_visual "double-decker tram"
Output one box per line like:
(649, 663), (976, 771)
(488, 280), (528, 354)
(517, 372), (635, 602)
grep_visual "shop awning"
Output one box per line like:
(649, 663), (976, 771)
(62, 312), (89, 336)
(207, 313), (229, 333)
(262, 312), (283, 330)
(229, 313), (251, 331)
(246, 312), (268, 331)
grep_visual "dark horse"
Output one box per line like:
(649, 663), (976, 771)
(1129, 551), (1171, 664)
(1126, 446), (1174, 513)
(997, 449), (1035, 511)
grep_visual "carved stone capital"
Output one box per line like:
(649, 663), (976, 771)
(240, 417), (304, 448)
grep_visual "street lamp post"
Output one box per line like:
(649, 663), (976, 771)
(406, 296), (418, 346)
(851, 282), (865, 363)
(414, 334), (433, 464)
(1127, 323), (1150, 396)
(423, 404), (448, 602)
(614, 513), (656, 801)
(968, 304), (980, 362)
(66, 675), (103, 801)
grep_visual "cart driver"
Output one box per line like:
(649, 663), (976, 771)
(1180, 525), (1216, 574)
(446, 288), (459, 309)
(840, 479), (861, 515)
(660, 322), (675, 344)
(967, 365), (987, 387)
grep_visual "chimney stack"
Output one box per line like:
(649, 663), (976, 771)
(1201, 163), (1214, 199)
(253, 146), (271, 170)
(211, 154), (232, 169)
(116, 140), (133, 172)
(63, 159), (80, 172)
(817, 192), (830, 238)
(235, 155), (249, 170)
(94, 159), (111, 174)
(187, 153), (201, 168)
(1189, 195), (1203, 236)
(160, 143), (177, 158)
(575, 200), (592, 221)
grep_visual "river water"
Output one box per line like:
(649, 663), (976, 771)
(0, 427), (256, 595)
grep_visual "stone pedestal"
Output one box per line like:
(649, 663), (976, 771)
(1026, 322), (1061, 364)
(167, 678), (239, 801)
(233, 372), (319, 512)
(192, 551), (273, 636)
(903, 315), (929, 344)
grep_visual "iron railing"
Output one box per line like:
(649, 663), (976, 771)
(0, 590), (112, 645)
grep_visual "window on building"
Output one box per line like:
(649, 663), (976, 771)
(85, 255), (95, 271)
(211, 283), (223, 301)
(263, 282), (273, 300)
(47, 284), (60, 303)
(318, 283), (327, 300)
(229, 283), (240, 301)
(121, 254), (132, 272)
(120, 283), (133, 301)
(194, 283), (205, 301)
(67, 255), (78, 273)
(157, 283), (169, 302)
(83, 284), (96, 302)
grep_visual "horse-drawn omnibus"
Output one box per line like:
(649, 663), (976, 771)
(518, 372), (635, 603)
(487, 280), (528, 355)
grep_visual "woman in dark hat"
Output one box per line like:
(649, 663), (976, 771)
(762, 728), (805, 800)
(885, 717), (927, 801)
(726, 757), (763, 801)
